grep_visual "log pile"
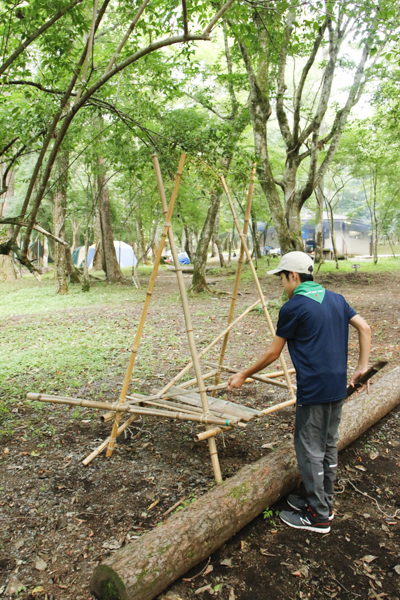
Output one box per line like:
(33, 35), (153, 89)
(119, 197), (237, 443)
(91, 367), (400, 600)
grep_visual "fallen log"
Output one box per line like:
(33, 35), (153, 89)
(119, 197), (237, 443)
(91, 366), (399, 600)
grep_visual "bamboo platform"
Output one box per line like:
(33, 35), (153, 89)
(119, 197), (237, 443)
(27, 155), (297, 483)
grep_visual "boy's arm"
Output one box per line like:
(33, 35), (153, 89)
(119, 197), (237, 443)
(227, 335), (286, 391)
(349, 314), (371, 386)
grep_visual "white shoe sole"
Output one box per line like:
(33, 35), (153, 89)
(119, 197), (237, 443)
(280, 514), (331, 534)
(287, 499), (334, 521)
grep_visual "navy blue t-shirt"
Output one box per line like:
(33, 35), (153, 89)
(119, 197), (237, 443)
(276, 291), (357, 405)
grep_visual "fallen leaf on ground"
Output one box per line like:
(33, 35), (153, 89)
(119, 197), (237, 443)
(32, 586), (45, 595)
(291, 565), (309, 578)
(362, 555), (378, 563)
(355, 465), (367, 471)
(228, 588), (236, 600)
(369, 452), (379, 460)
(260, 549), (276, 556)
(102, 540), (121, 550)
(195, 583), (213, 595)
(394, 565), (400, 575)
(34, 557), (47, 571)
(220, 558), (232, 567)
(147, 499), (159, 511)
(5, 576), (25, 595)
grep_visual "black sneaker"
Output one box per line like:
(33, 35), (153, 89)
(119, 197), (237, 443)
(280, 507), (331, 534)
(287, 494), (334, 521)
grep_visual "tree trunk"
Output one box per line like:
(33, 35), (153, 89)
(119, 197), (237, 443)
(372, 168), (378, 265)
(191, 187), (222, 292)
(0, 170), (17, 280)
(183, 223), (192, 262)
(251, 207), (261, 260)
(91, 368), (400, 600)
(214, 209), (225, 268)
(98, 156), (123, 283)
(42, 235), (49, 269)
(314, 180), (324, 264)
(66, 246), (81, 284)
(92, 207), (103, 271)
(326, 198), (339, 269)
(53, 151), (69, 294)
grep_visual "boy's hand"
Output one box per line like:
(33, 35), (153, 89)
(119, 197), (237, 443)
(227, 372), (246, 391)
(349, 365), (369, 388)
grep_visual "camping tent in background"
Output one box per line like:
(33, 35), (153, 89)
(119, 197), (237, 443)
(113, 241), (138, 268)
(72, 241), (137, 269)
(72, 245), (95, 268)
(28, 240), (53, 263)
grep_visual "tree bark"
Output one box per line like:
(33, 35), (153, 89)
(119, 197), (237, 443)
(0, 170), (16, 280)
(66, 246), (81, 284)
(98, 156), (123, 283)
(91, 367), (400, 600)
(53, 151), (69, 294)
(92, 206), (103, 271)
(214, 209), (225, 268)
(314, 180), (324, 264)
(191, 187), (222, 292)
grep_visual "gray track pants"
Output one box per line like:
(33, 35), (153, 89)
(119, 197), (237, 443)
(294, 399), (344, 519)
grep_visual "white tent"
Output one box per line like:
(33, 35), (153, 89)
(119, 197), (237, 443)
(72, 241), (137, 269)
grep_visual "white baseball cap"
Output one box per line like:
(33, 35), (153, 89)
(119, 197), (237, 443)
(267, 251), (314, 275)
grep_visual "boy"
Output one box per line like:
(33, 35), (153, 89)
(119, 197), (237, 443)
(227, 251), (371, 533)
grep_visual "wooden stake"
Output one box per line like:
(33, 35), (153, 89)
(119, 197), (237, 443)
(153, 154), (223, 483)
(213, 165), (256, 397)
(220, 175), (296, 401)
(106, 153), (186, 457)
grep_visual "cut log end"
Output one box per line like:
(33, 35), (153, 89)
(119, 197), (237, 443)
(91, 564), (128, 600)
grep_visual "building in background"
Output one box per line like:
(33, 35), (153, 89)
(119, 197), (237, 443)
(260, 212), (371, 257)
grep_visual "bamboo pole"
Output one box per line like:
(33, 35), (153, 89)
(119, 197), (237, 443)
(205, 362), (294, 390)
(83, 414), (140, 465)
(178, 370), (217, 389)
(213, 165), (256, 397)
(157, 299), (260, 397)
(195, 426), (229, 442)
(260, 398), (296, 415)
(220, 175), (296, 401)
(27, 393), (236, 427)
(105, 153), (186, 457)
(100, 411), (115, 422)
(153, 154), (222, 483)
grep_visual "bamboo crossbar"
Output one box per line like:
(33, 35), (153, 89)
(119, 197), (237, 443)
(178, 370), (217, 389)
(260, 398), (296, 415)
(157, 299), (261, 398)
(27, 393), (237, 427)
(221, 175), (296, 401)
(205, 362), (294, 390)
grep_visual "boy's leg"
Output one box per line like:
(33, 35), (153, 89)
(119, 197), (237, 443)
(323, 399), (344, 509)
(294, 403), (331, 519)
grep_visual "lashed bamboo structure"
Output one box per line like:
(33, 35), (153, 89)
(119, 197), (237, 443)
(28, 157), (299, 482)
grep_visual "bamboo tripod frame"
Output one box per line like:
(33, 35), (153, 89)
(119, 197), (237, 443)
(28, 156), (297, 483)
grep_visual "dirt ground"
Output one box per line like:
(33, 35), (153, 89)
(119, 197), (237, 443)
(1, 268), (400, 600)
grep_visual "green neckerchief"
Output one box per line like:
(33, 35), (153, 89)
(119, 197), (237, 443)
(293, 281), (326, 304)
